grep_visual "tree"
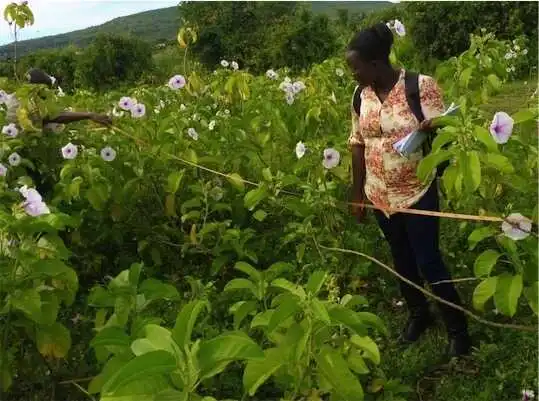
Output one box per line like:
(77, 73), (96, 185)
(75, 34), (153, 91)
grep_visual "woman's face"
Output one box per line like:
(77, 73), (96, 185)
(346, 50), (376, 87)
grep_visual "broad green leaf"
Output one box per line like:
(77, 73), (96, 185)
(347, 349), (370, 375)
(473, 126), (498, 153)
(523, 282), (539, 315)
(243, 186), (269, 211)
(251, 310), (274, 328)
(264, 262), (292, 281)
(328, 305), (367, 336)
(11, 288), (41, 322)
(305, 270), (328, 295)
(473, 250), (501, 277)
(234, 262), (262, 282)
(131, 325), (179, 357)
(139, 279), (180, 301)
(494, 273), (523, 317)
(129, 263), (143, 288)
(268, 296), (301, 332)
(226, 173), (245, 192)
(340, 294), (368, 308)
(224, 278), (259, 300)
(243, 348), (284, 396)
(483, 153), (514, 174)
(102, 351), (176, 394)
(314, 346), (364, 401)
(231, 300), (258, 329)
(472, 277), (498, 312)
(310, 298), (330, 324)
(252, 209), (267, 222)
(417, 150), (451, 182)
(350, 335), (380, 365)
(512, 109), (536, 124)
(165, 171), (184, 194)
(486, 74), (501, 91)
(464, 151), (481, 192)
(198, 331), (264, 379)
(459, 67), (473, 88)
(271, 278), (306, 299)
(356, 312), (388, 336)
(172, 300), (208, 349)
(468, 226), (497, 250)
(36, 322), (71, 358)
(441, 164), (458, 194)
(431, 130), (456, 152)
(91, 327), (130, 349)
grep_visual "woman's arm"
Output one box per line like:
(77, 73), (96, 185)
(44, 112), (111, 126)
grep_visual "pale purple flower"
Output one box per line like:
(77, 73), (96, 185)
(231, 61), (239, 71)
(295, 141), (306, 159)
(502, 213), (532, 241)
(19, 186), (50, 217)
(220, 60), (229, 68)
(0, 164), (7, 177)
(323, 148), (340, 169)
(187, 128), (199, 141)
(61, 143), (78, 160)
(394, 20), (406, 37)
(285, 92), (295, 105)
(168, 74), (186, 90)
(279, 81), (294, 93)
(2, 123), (18, 138)
(118, 97), (135, 111)
(8, 152), (21, 166)
(292, 81), (305, 94)
(100, 147), (116, 162)
(0, 90), (7, 103)
(131, 103), (146, 118)
(522, 389), (535, 401)
(489, 111), (514, 144)
(266, 69), (278, 80)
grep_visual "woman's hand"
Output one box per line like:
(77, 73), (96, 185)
(418, 118), (433, 132)
(91, 113), (113, 126)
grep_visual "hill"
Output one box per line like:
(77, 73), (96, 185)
(0, 2), (391, 58)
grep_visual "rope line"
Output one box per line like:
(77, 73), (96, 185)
(109, 125), (531, 226)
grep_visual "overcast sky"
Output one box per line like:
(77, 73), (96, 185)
(0, 0), (178, 45)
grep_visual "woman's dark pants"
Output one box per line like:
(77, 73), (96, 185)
(373, 180), (468, 338)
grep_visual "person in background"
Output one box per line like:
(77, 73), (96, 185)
(345, 23), (471, 358)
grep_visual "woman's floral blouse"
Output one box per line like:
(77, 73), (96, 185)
(349, 69), (445, 216)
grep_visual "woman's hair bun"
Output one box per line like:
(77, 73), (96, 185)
(372, 22), (394, 48)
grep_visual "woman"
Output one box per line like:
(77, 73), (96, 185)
(345, 23), (471, 358)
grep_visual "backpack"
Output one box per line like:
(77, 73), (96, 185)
(352, 71), (448, 176)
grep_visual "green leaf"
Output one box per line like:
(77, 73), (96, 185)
(243, 348), (284, 396)
(224, 278), (259, 300)
(310, 298), (331, 324)
(464, 151), (481, 192)
(226, 173), (245, 192)
(243, 186), (269, 211)
(198, 331), (264, 379)
(523, 282), (539, 315)
(234, 262), (262, 282)
(442, 164), (458, 194)
(347, 349), (370, 375)
(271, 278), (306, 299)
(417, 150), (451, 182)
(472, 277), (498, 312)
(431, 130), (456, 152)
(252, 209), (267, 222)
(356, 312), (388, 337)
(36, 322), (71, 359)
(486, 74), (501, 91)
(165, 171), (184, 194)
(512, 109), (536, 124)
(11, 288), (41, 322)
(474, 250), (501, 277)
(350, 335), (380, 365)
(328, 305), (367, 336)
(473, 126), (498, 153)
(315, 346), (364, 401)
(102, 351), (176, 394)
(494, 273), (523, 317)
(305, 270), (328, 295)
(91, 327), (130, 350)
(468, 226), (497, 250)
(268, 296), (301, 332)
(172, 300), (208, 349)
(231, 300), (259, 329)
(131, 325), (179, 357)
(129, 263), (143, 287)
(483, 153), (514, 174)
(139, 279), (180, 301)
(86, 183), (109, 211)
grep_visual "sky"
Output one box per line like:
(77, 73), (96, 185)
(0, 0), (178, 45)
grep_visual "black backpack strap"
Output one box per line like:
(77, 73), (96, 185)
(352, 85), (362, 116)
(404, 71), (425, 123)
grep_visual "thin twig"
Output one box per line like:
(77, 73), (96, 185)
(431, 277), (481, 285)
(319, 244), (536, 333)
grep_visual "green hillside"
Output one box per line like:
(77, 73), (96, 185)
(0, 2), (390, 58)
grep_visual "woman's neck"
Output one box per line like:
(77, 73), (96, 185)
(373, 66), (400, 93)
